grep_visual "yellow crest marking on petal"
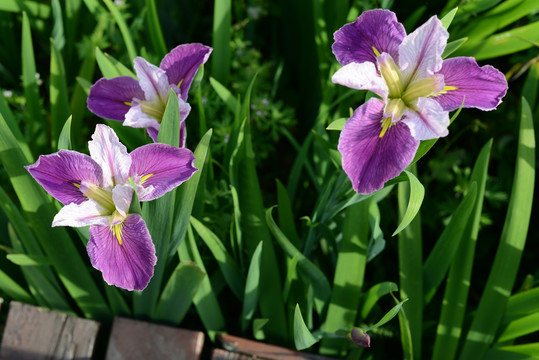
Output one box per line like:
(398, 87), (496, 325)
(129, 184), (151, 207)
(124, 101), (132, 106)
(177, 78), (184, 88)
(72, 182), (80, 188)
(433, 85), (459, 96)
(379, 117), (393, 138)
(140, 173), (153, 185)
(372, 46), (381, 57)
(113, 223), (123, 245)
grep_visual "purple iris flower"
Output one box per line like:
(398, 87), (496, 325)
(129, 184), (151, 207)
(332, 10), (507, 194)
(87, 43), (212, 146)
(25, 125), (197, 291)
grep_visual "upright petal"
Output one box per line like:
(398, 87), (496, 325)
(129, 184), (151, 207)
(332, 61), (388, 98)
(87, 76), (144, 121)
(52, 200), (110, 227)
(402, 97), (449, 140)
(133, 57), (171, 104)
(25, 150), (102, 205)
(112, 184), (133, 218)
(129, 143), (197, 201)
(88, 125), (132, 188)
(434, 57), (508, 111)
(160, 43), (213, 101)
(87, 214), (156, 291)
(333, 9), (406, 66)
(399, 16), (448, 84)
(338, 98), (419, 194)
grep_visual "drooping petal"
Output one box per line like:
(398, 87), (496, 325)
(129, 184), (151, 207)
(87, 76), (144, 121)
(112, 184), (133, 218)
(87, 214), (156, 291)
(88, 124), (132, 188)
(133, 57), (171, 104)
(338, 98), (419, 194)
(331, 61), (388, 98)
(124, 103), (161, 134)
(402, 97), (449, 140)
(52, 200), (110, 227)
(25, 150), (102, 205)
(332, 9), (406, 66)
(398, 16), (448, 84)
(434, 57), (508, 111)
(160, 43), (213, 101)
(129, 143), (197, 201)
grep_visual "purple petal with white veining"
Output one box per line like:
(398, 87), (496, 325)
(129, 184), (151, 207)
(87, 214), (156, 291)
(398, 16), (448, 84)
(133, 57), (171, 103)
(52, 200), (110, 227)
(25, 150), (102, 205)
(434, 57), (508, 111)
(88, 124), (132, 188)
(332, 9), (406, 66)
(129, 143), (197, 201)
(338, 98), (419, 194)
(331, 61), (388, 98)
(402, 97), (449, 140)
(160, 43), (213, 101)
(87, 76), (144, 121)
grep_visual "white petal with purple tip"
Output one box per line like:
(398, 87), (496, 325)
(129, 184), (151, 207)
(332, 62), (388, 98)
(52, 200), (110, 227)
(402, 97), (449, 140)
(133, 57), (171, 104)
(398, 16), (448, 84)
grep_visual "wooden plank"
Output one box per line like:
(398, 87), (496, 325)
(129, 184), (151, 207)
(212, 348), (254, 359)
(105, 317), (205, 360)
(0, 301), (100, 360)
(218, 334), (337, 360)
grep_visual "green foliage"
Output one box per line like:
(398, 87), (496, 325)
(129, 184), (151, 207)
(0, 2), (536, 359)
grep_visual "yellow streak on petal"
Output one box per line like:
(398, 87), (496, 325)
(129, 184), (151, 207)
(372, 46), (381, 57)
(379, 117), (393, 138)
(177, 78), (184, 88)
(113, 223), (123, 246)
(140, 173), (153, 185)
(124, 101), (132, 106)
(72, 182), (80, 188)
(434, 85), (459, 96)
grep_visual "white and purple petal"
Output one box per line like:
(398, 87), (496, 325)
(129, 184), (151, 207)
(331, 61), (388, 98)
(52, 200), (110, 227)
(129, 143), (197, 201)
(87, 214), (156, 291)
(402, 97), (449, 140)
(332, 9), (406, 66)
(25, 150), (102, 205)
(112, 184), (133, 218)
(124, 102), (162, 134)
(88, 124), (132, 187)
(133, 57), (171, 104)
(434, 57), (508, 111)
(160, 43), (213, 101)
(87, 76), (144, 121)
(338, 98), (419, 194)
(398, 16), (448, 84)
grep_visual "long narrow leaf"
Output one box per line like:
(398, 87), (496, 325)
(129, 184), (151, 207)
(50, 39), (70, 150)
(459, 98), (535, 359)
(190, 216), (245, 300)
(241, 241), (263, 331)
(432, 140), (492, 360)
(103, 0), (137, 61)
(423, 183), (477, 303)
(211, 0), (231, 84)
(178, 225), (225, 341)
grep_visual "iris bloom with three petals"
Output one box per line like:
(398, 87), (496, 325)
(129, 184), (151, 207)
(332, 10), (507, 194)
(25, 125), (197, 291)
(87, 43), (212, 146)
